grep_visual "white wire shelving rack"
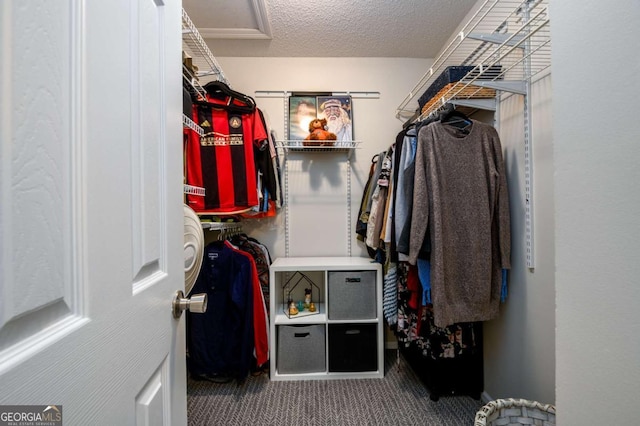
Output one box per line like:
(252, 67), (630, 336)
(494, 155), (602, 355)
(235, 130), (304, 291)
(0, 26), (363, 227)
(181, 8), (230, 91)
(396, 0), (550, 121)
(182, 114), (204, 136)
(395, 0), (550, 268)
(182, 9), (210, 197)
(276, 139), (361, 258)
(276, 141), (362, 158)
(181, 7), (232, 138)
(276, 140), (361, 257)
(252, 91), (375, 258)
(184, 184), (206, 197)
(181, 7), (232, 202)
(181, 9), (264, 236)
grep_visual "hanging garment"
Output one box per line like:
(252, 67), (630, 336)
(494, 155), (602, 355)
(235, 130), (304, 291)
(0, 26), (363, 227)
(240, 109), (281, 218)
(388, 129), (406, 263)
(356, 152), (384, 243)
(397, 116), (437, 260)
(365, 147), (393, 249)
(184, 97), (268, 213)
(187, 238), (270, 378)
(257, 110), (281, 208)
(392, 127), (417, 261)
(381, 147), (395, 245)
(395, 263), (479, 359)
(382, 259), (398, 326)
(397, 263), (483, 401)
(231, 234), (272, 316)
(269, 129), (284, 209)
(187, 241), (256, 379)
(227, 241), (269, 368)
(408, 119), (511, 328)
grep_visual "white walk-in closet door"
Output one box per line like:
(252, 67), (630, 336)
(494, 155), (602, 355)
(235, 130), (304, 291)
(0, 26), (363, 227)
(0, 1), (186, 425)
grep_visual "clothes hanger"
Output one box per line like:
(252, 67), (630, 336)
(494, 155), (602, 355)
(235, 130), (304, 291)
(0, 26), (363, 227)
(418, 114), (439, 128)
(438, 104), (472, 134)
(203, 80), (256, 112)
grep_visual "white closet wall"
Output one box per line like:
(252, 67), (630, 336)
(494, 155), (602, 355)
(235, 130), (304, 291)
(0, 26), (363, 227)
(212, 56), (431, 259)
(553, 1), (640, 424)
(484, 73), (555, 403)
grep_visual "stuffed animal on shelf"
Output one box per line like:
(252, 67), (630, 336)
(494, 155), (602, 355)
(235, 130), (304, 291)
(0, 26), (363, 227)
(303, 118), (337, 147)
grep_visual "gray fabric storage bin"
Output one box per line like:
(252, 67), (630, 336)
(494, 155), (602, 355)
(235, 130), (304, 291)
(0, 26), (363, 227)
(277, 324), (326, 374)
(328, 270), (376, 320)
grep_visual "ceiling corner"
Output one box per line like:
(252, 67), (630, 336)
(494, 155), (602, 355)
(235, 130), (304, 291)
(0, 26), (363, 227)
(252, 0), (272, 38)
(198, 0), (272, 40)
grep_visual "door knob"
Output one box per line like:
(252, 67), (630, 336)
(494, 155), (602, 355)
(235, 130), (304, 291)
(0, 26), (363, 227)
(172, 290), (207, 319)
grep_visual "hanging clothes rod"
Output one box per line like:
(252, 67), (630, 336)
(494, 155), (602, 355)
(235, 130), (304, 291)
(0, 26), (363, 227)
(200, 221), (244, 240)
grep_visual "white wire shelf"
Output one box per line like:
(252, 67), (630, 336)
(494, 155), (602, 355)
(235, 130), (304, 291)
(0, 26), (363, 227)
(183, 184), (205, 196)
(182, 114), (204, 136)
(182, 8), (230, 87)
(276, 140), (361, 153)
(396, 0), (550, 121)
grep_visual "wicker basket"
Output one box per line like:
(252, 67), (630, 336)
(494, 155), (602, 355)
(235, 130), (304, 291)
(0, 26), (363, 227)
(474, 398), (556, 426)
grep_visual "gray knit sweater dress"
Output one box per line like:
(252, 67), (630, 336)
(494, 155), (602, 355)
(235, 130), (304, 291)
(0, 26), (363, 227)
(408, 119), (511, 328)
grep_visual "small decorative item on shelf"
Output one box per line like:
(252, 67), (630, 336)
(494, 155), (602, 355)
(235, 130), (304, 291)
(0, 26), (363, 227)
(303, 118), (336, 147)
(304, 288), (312, 309)
(309, 302), (316, 312)
(288, 299), (299, 316)
(282, 271), (320, 318)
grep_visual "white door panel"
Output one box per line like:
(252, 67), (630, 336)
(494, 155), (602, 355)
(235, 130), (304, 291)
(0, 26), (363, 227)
(0, 1), (185, 425)
(0, 0), (80, 371)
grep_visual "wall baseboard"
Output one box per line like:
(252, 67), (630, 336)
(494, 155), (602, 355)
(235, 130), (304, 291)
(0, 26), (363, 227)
(481, 391), (493, 404)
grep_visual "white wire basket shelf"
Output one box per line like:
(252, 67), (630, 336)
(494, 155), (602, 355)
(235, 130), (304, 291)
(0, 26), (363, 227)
(396, 0), (550, 121)
(182, 114), (204, 136)
(183, 184), (205, 197)
(276, 140), (361, 154)
(181, 8), (229, 87)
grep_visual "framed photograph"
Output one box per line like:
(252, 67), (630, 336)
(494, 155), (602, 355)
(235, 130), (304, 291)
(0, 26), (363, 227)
(288, 95), (319, 141)
(317, 95), (353, 144)
(288, 93), (353, 145)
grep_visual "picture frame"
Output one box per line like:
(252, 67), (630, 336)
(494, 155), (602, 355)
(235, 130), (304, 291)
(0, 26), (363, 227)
(288, 95), (320, 141)
(288, 93), (353, 145)
(317, 95), (353, 145)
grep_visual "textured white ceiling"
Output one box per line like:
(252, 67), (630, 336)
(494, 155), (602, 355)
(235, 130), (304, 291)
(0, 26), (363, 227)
(183, 0), (479, 58)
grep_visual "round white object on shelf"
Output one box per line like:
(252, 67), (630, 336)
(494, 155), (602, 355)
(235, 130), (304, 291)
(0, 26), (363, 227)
(184, 204), (204, 295)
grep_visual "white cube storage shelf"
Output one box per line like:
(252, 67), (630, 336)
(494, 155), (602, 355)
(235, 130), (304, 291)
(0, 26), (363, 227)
(269, 257), (384, 381)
